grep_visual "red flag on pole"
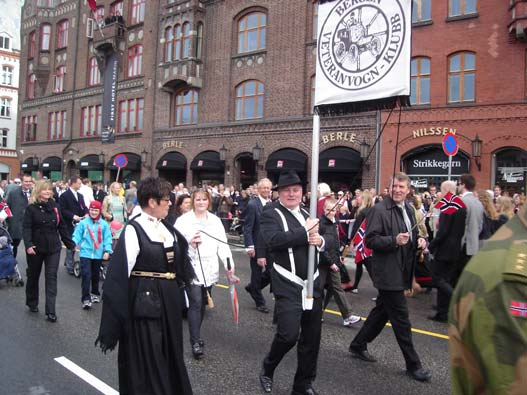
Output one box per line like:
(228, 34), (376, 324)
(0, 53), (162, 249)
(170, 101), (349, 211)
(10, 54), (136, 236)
(433, 192), (466, 215)
(87, 0), (97, 12)
(352, 219), (372, 263)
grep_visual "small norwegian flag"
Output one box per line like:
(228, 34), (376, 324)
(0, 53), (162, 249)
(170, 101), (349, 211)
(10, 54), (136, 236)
(434, 192), (466, 215)
(510, 301), (527, 318)
(352, 219), (372, 264)
(87, 0), (97, 12)
(0, 199), (12, 219)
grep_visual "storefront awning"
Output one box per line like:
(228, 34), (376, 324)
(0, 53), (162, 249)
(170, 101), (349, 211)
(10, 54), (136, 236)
(319, 147), (362, 173)
(402, 144), (470, 176)
(79, 155), (104, 170)
(156, 151), (187, 170)
(265, 148), (307, 173)
(190, 151), (224, 172)
(107, 153), (141, 171)
(40, 156), (62, 171)
(21, 157), (39, 172)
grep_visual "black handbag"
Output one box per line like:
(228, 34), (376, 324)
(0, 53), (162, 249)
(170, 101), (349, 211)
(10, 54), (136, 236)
(133, 280), (161, 319)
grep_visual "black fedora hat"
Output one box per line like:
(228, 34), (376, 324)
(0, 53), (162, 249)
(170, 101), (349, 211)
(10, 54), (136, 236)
(275, 170), (302, 190)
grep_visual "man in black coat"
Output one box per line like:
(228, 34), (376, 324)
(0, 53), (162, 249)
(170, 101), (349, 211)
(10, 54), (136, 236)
(427, 180), (467, 322)
(59, 176), (88, 274)
(349, 172), (432, 382)
(243, 177), (273, 313)
(6, 174), (33, 257)
(258, 170), (324, 395)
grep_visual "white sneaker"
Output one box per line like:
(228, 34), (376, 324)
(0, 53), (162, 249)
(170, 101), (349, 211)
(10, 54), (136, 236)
(91, 294), (100, 303)
(351, 289), (359, 294)
(343, 314), (361, 326)
(82, 300), (92, 310)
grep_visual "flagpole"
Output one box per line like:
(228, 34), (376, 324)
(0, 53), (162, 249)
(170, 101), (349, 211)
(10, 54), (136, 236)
(306, 113), (320, 310)
(448, 155), (452, 180)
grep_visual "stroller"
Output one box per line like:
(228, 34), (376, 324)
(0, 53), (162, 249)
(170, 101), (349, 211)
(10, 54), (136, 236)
(0, 220), (24, 287)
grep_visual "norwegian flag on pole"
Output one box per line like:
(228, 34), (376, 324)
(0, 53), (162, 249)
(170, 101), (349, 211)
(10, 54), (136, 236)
(433, 192), (466, 215)
(87, 0), (97, 12)
(352, 219), (372, 263)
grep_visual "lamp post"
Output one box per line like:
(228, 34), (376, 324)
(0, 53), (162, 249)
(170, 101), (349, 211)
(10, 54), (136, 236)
(252, 142), (262, 162)
(98, 152), (105, 164)
(141, 149), (150, 170)
(472, 134), (482, 171)
(219, 144), (227, 162)
(360, 139), (370, 170)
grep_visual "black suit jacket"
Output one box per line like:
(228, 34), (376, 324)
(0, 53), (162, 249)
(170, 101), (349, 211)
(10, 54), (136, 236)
(428, 208), (467, 262)
(59, 189), (88, 234)
(260, 201), (322, 297)
(243, 196), (264, 249)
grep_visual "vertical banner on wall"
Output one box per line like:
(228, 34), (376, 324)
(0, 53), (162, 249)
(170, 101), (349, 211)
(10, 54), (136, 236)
(315, 0), (412, 114)
(102, 51), (119, 144)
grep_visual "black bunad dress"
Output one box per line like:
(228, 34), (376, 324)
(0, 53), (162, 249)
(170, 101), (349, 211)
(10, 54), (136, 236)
(96, 217), (195, 395)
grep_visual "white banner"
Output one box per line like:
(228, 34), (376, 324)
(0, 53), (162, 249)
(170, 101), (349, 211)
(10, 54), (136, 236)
(315, 0), (412, 107)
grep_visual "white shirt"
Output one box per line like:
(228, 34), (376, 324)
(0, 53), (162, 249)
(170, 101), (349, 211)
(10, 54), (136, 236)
(79, 184), (94, 207)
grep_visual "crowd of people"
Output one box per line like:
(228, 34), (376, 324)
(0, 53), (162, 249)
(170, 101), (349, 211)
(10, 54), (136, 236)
(0, 171), (525, 394)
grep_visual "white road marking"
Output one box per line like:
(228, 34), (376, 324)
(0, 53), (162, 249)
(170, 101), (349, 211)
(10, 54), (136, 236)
(54, 356), (119, 395)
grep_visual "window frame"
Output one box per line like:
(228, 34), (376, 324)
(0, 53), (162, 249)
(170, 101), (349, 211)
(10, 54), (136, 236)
(29, 31), (36, 58)
(237, 12), (267, 54)
(56, 19), (69, 49)
(27, 74), (36, 99)
(110, 1), (124, 17)
(0, 35), (10, 50)
(196, 22), (203, 59)
(118, 98), (144, 133)
(127, 44), (143, 78)
(53, 65), (66, 93)
(164, 26), (174, 62)
(0, 98), (11, 118)
(1, 66), (13, 86)
(235, 80), (264, 120)
(410, 57), (431, 105)
(182, 22), (192, 59)
(174, 24), (182, 61)
(21, 115), (38, 142)
(173, 89), (198, 126)
(48, 110), (67, 140)
(412, 0), (432, 23)
(448, 51), (476, 104)
(448, 0), (477, 18)
(81, 105), (102, 137)
(88, 57), (101, 86)
(0, 129), (7, 148)
(130, 0), (145, 25)
(40, 23), (51, 51)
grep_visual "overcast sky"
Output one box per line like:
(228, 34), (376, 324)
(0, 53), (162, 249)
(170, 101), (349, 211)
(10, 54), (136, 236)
(0, 0), (23, 50)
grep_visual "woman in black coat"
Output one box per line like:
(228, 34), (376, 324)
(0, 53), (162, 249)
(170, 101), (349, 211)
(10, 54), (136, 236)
(23, 180), (75, 322)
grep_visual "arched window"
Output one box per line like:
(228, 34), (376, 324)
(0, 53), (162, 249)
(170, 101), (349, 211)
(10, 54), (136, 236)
(449, 0), (476, 17)
(40, 23), (51, 51)
(56, 19), (69, 49)
(448, 52), (475, 103)
(173, 89), (198, 125)
(29, 31), (36, 58)
(412, 0), (432, 23)
(174, 24), (182, 61)
(182, 22), (192, 58)
(127, 45), (143, 77)
(1, 66), (13, 86)
(196, 22), (203, 59)
(235, 80), (264, 120)
(410, 57), (430, 105)
(27, 74), (36, 99)
(88, 57), (101, 86)
(53, 65), (66, 93)
(238, 12), (266, 53)
(164, 26), (174, 62)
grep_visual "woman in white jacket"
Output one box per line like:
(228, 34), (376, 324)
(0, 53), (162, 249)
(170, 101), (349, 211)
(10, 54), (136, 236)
(175, 189), (235, 359)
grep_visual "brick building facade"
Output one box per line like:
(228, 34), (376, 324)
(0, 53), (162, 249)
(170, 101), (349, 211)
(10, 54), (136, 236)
(18, 0), (377, 191)
(379, 0), (527, 194)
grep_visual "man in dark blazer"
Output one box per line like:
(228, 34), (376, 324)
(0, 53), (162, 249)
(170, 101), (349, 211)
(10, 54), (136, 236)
(349, 172), (432, 382)
(59, 176), (88, 274)
(243, 177), (273, 313)
(6, 174), (33, 257)
(258, 170), (324, 395)
(427, 180), (467, 322)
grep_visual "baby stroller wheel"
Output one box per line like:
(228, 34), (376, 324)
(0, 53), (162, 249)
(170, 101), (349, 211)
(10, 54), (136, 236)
(15, 278), (24, 287)
(73, 260), (81, 278)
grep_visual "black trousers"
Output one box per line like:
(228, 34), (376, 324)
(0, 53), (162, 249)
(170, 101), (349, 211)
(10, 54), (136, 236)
(25, 251), (61, 315)
(453, 244), (472, 288)
(247, 257), (271, 307)
(350, 289), (421, 371)
(431, 258), (456, 319)
(11, 238), (21, 258)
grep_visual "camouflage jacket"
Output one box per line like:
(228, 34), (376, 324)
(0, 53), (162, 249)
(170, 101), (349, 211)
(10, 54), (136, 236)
(449, 208), (527, 395)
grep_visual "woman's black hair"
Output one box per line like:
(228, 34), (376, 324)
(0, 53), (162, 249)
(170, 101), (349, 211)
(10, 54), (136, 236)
(137, 177), (172, 208)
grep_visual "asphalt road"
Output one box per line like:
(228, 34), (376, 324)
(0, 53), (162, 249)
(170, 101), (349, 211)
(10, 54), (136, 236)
(0, 243), (451, 395)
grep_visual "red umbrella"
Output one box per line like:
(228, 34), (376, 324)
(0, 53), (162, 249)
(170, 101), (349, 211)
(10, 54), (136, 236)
(226, 258), (239, 325)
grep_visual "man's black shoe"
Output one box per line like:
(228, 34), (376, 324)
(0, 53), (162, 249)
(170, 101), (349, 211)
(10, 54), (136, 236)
(291, 386), (318, 395)
(427, 315), (447, 323)
(406, 367), (432, 382)
(259, 371), (273, 393)
(28, 306), (38, 313)
(349, 346), (376, 362)
(244, 285), (252, 294)
(192, 343), (204, 359)
(46, 314), (57, 323)
(256, 305), (270, 314)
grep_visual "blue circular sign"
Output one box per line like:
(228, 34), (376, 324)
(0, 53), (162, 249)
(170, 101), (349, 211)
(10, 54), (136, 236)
(114, 154), (128, 168)
(442, 133), (459, 156)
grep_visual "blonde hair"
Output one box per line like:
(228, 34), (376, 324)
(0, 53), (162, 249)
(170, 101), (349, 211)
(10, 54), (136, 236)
(191, 189), (212, 210)
(477, 189), (498, 220)
(357, 190), (373, 214)
(109, 182), (122, 197)
(29, 180), (53, 205)
(497, 196), (515, 220)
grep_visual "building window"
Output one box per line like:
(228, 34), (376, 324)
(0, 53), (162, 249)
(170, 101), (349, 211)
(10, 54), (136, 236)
(235, 80), (264, 120)
(173, 89), (198, 125)
(0, 98), (11, 117)
(53, 66), (66, 93)
(22, 115), (38, 142)
(448, 52), (475, 103)
(410, 57), (431, 105)
(56, 20), (69, 49)
(313, 3), (318, 40)
(183, 22), (192, 58)
(27, 74), (36, 99)
(196, 22), (203, 59)
(130, 0), (145, 25)
(88, 57), (101, 86)
(0, 34), (10, 50)
(0, 129), (7, 147)
(40, 23), (51, 51)
(164, 26), (173, 62)
(412, 0), (432, 22)
(174, 24), (182, 61)
(1, 66), (13, 86)
(48, 111), (67, 140)
(127, 45), (143, 77)
(94, 6), (105, 23)
(238, 12), (266, 54)
(118, 98), (144, 133)
(29, 31), (36, 57)
(81, 105), (102, 136)
(449, 0), (476, 17)
(111, 1), (124, 17)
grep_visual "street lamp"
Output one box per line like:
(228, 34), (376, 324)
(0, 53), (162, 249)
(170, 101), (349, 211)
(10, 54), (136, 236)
(360, 139), (370, 170)
(472, 134), (482, 171)
(98, 151), (105, 164)
(219, 144), (227, 161)
(141, 149), (151, 169)
(31, 156), (39, 167)
(252, 143), (262, 162)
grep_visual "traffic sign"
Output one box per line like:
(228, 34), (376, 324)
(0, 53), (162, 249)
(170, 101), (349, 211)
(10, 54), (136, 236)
(114, 153), (128, 168)
(442, 133), (459, 156)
